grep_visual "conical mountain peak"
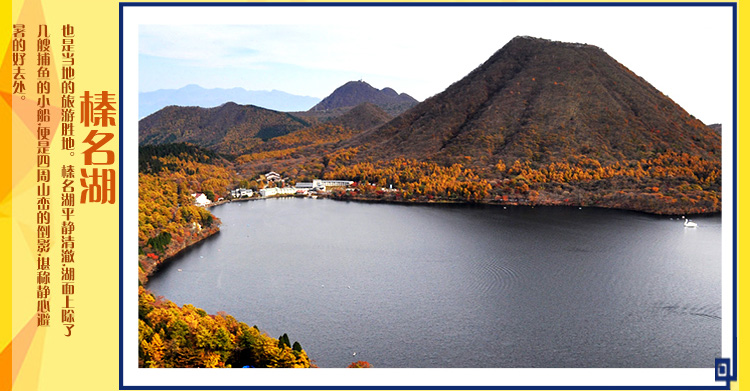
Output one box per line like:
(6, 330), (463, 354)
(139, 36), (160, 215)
(352, 36), (718, 167)
(310, 80), (418, 116)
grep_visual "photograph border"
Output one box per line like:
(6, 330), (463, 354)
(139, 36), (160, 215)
(118, 2), (739, 389)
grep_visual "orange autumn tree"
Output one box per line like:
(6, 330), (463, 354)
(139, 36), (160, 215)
(138, 287), (311, 368)
(137, 143), (238, 283)
(347, 361), (374, 368)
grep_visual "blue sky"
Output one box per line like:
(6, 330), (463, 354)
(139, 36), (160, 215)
(137, 5), (733, 125)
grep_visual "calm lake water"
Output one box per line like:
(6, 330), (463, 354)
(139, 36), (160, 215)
(146, 198), (721, 368)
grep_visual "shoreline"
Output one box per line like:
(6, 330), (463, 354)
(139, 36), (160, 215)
(212, 191), (720, 219)
(210, 190), (720, 218)
(326, 193), (722, 218)
(139, 224), (220, 285)
(140, 198), (252, 285)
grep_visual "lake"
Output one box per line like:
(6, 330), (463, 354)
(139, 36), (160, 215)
(146, 198), (722, 368)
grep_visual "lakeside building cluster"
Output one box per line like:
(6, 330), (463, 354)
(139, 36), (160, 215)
(192, 172), (354, 206)
(259, 179), (354, 197)
(260, 172), (354, 197)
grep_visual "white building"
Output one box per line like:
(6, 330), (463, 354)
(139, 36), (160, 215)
(259, 187), (298, 197)
(295, 179), (354, 191)
(295, 180), (322, 190)
(231, 188), (253, 198)
(191, 193), (211, 206)
(320, 179), (354, 187)
(265, 171), (282, 182)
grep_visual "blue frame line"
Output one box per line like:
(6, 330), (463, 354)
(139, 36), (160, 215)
(118, 2), (739, 390)
(119, 1), (125, 389)
(731, 1), (738, 384)
(118, 1), (737, 6)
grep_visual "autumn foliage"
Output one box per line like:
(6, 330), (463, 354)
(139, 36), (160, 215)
(138, 143), (237, 283)
(138, 287), (311, 368)
(136, 143), (324, 368)
(325, 158), (491, 202)
(486, 150), (721, 214)
(347, 361), (373, 368)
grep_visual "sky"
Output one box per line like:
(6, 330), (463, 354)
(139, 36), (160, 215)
(137, 5), (733, 126)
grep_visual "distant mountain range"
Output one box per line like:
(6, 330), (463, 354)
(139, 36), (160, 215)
(138, 84), (321, 118)
(139, 81), (412, 156)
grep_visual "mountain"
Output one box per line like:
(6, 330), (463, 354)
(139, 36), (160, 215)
(138, 102), (313, 155)
(232, 104), (388, 177)
(328, 36), (720, 214)
(327, 102), (393, 131)
(309, 80), (418, 116)
(139, 85), (320, 118)
(351, 36), (719, 166)
(231, 102), (393, 180)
